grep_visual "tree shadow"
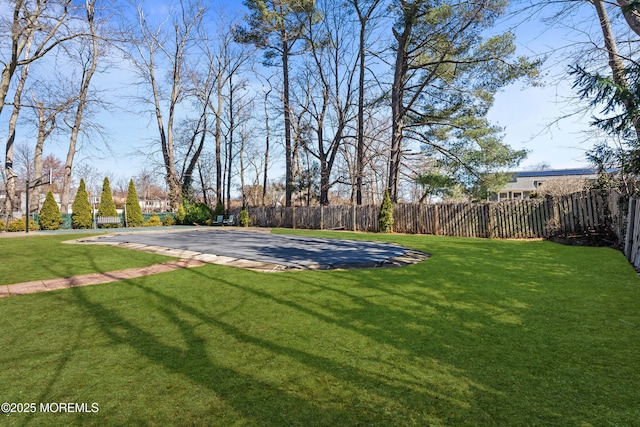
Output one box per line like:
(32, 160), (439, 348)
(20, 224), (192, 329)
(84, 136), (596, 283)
(66, 284), (360, 425)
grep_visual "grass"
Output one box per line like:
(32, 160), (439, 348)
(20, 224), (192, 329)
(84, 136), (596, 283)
(0, 234), (173, 285)
(0, 230), (639, 426)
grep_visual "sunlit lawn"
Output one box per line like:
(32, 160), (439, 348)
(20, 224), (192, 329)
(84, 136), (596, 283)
(0, 233), (172, 285)
(0, 230), (638, 426)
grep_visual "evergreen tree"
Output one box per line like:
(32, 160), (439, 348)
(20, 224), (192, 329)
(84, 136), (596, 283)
(72, 178), (93, 229)
(125, 179), (144, 227)
(239, 206), (251, 227)
(175, 203), (187, 225)
(97, 177), (119, 228)
(387, 0), (538, 201)
(214, 199), (224, 217)
(378, 189), (394, 233)
(39, 191), (63, 230)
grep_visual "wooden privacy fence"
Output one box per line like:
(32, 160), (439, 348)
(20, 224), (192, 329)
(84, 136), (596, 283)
(248, 190), (623, 240)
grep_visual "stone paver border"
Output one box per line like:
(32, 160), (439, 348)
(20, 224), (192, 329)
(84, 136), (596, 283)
(0, 259), (205, 298)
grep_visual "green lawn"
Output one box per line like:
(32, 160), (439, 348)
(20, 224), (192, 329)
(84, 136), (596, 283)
(0, 230), (638, 426)
(0, 234), (173, 285)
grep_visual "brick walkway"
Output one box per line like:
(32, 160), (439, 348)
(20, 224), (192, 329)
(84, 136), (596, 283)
(0, 259), (206, 298)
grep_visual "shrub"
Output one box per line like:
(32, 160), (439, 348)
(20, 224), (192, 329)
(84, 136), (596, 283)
(144, 214), (162, 227)
(175, 204), (187, 225)
(125, 179), (144, 227)
(239, 207), (251, 227)
(378, 189), (394, 233)
(39, 191), (63, 230)
(72, 179), (93, 229)
(162, 215), (176, 226)
(184, 202), (212, 225)
(0, 218), (5, 231)
(97, 177), (119, 228)
(7, 217), (39, 232)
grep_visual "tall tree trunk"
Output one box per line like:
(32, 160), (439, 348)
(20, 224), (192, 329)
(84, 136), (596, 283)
(389, 0), (419, 203)
(593, 0), (640, 139)
(3, 39), (31, 215)
(282, 37), (294, 207)
(240, 128), (246, 207)
(356, 19), (366, 206)
(215, 79), (223, 204)
(353, 0), (380, 205)
(182, 113), (207, 199)
(226, 77), (234, 212)
(616, 0), (640, 37)
(32, 98), (56, 210)
(0, 1), (28, 118)
(389, 30), (410, 202)
(147, 44), (180, 210)
(165, 38), (182, 209)
(60, 0), (99, 214)
(262, 84), (271, 206)
(198, 162), (209, 206)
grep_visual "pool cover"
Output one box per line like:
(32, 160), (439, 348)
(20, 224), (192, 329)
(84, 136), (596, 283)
(93, 229), (423, 270)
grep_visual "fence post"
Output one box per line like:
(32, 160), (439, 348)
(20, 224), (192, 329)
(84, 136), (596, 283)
(433, 204), (440, 235)
(552, 197), (561, 235)
(625, 198), (637, 261)
(352, 204), (357, 231)
(292, 207), (296, 229)
(320, 205), (324, 230)
(488, 204), (495, 239)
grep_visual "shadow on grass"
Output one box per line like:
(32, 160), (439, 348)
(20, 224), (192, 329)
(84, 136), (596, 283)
(129, 265), (498, 424)
(58, 255), (504, 425)
(68, 284), (353, 425)
(8, 232), (637, 425)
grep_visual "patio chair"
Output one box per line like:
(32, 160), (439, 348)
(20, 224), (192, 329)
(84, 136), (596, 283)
(212, 215), (223, 226)
(222, 214), (235, 226)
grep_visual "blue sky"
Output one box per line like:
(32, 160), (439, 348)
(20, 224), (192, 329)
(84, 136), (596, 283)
(487, 1), (605, 171)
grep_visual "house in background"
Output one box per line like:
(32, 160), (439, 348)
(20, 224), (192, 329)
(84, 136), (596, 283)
(491, 168), (603, 201)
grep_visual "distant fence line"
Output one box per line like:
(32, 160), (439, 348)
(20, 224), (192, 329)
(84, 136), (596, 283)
(248, 190), (625, 241)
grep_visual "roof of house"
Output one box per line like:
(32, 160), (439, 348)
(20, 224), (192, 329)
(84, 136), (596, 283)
(499, 167), (619, 193)
(509, 168), (600, 181)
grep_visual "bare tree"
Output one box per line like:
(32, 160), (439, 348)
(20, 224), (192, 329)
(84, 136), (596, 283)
(2, 28), (33, 214)
(30, 92), (68, 207)
(205, 13), (255, 210)
(257, 73), (275, 206)
(350, 0), (383, 205)
(59, 0), (102, 214)
(294, 0), (359, 206)
(0, 0), (85, 116)
(238, 0), (317, 207)
(128, 0), (206, 209)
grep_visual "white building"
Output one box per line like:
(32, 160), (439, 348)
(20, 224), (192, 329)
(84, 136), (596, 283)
(493, 168), (603, 201)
